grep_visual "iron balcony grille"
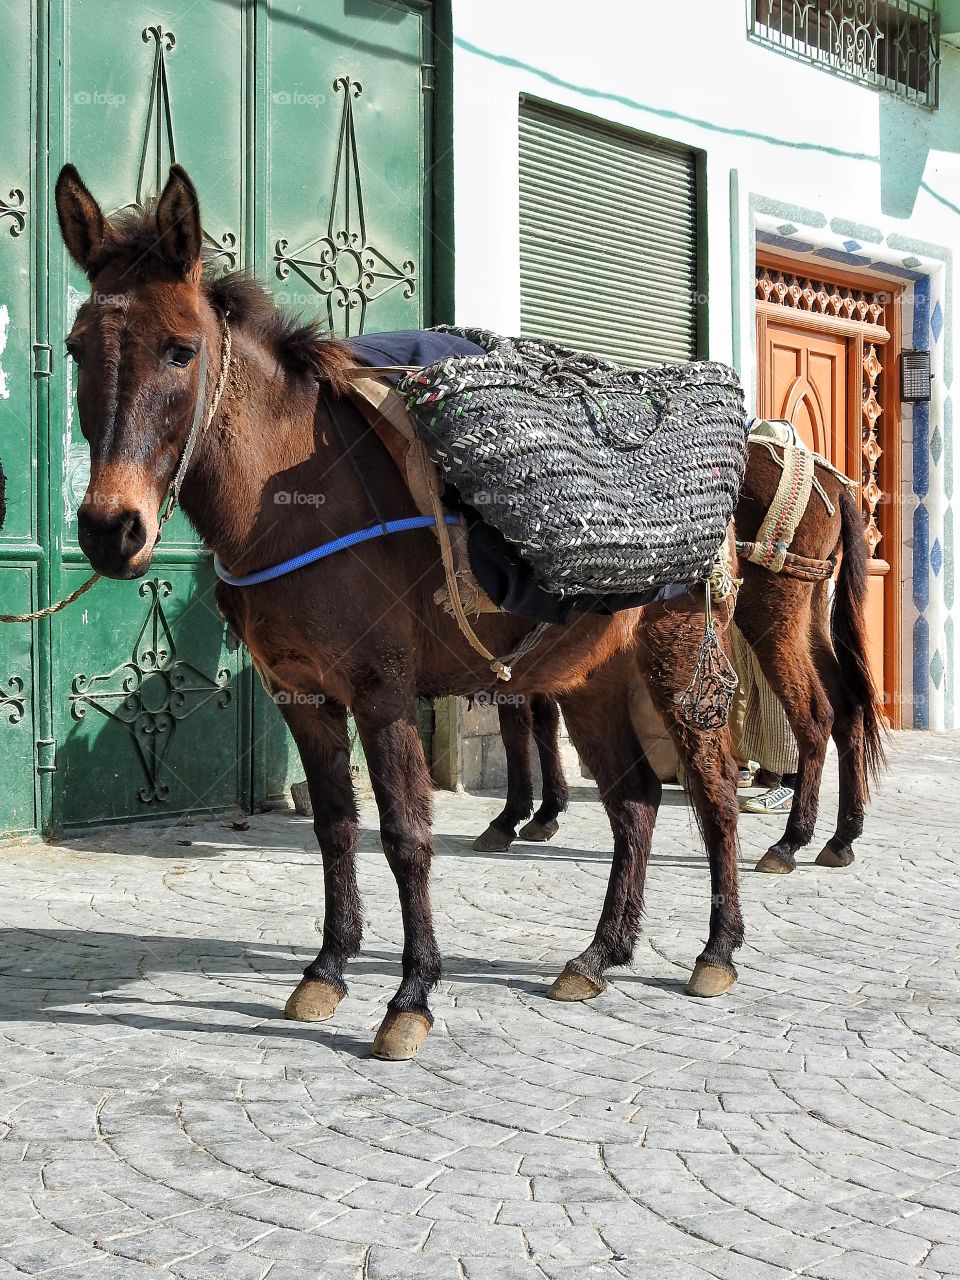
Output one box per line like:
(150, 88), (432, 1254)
(749, 0), (940, 109)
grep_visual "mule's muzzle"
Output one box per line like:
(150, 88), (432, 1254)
(78, 506), (151, 579)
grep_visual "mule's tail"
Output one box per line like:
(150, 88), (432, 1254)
(832, 487), (887, 791)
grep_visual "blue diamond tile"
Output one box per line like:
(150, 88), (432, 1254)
(914, 402), (929, 498)
(913, 503), (929, 611)
(843, 238), (862, 252)
(932, 425), (943, 465)
(777, 223), (798, 236)
(930, 648), (944, 689)
(932, 300), (944, 342)
(913, 617), (930, 728)
(932, 537), (943, 576)
(914, 275), (930, 348)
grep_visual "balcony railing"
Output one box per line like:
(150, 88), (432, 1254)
(749, 0), (940, 109)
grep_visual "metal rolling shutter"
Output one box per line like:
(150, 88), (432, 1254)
(519, 101), (699, 368)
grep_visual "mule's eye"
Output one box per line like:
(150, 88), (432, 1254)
(166, 343), (197, 368)
(65, 339), (83, 365)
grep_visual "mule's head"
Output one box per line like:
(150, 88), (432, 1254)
(56, 163), (213, 578)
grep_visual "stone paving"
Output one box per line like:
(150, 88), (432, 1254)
(0, 731), (958, 1279)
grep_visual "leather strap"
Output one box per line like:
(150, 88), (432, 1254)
(737, 540), (837, 582)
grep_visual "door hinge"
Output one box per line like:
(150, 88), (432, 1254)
(36, 738), (57, 775)
(32, 342), (53, 378)
(420, 63), (435, 92)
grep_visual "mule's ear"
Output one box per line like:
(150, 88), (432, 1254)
(155, 165), (203, 277)
(55, 164), (106, 277)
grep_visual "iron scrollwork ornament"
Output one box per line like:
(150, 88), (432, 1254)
(0, 189), (26, 238)
(70, 579), (233, 804)
(274, 77), (417, 336)
(0, 676), (25, 725)
(108, 25), (237, 266)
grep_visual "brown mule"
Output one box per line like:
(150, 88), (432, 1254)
(479, 445), (886, 874)
(56, 162), (745, 1059)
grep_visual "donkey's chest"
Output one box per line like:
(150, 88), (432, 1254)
(217, 584), (353, 706)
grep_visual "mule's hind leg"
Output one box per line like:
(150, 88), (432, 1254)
(738, 578), (833, 873)
(473, 700), (534, 852)
(640, 604), (744, 995)
(811, 606), (865, 868)
(281, 700), (363, 1022)
(354, 692), (441, 1061)
(550, 659), (660, 1001)
(519, 694), (569, 842)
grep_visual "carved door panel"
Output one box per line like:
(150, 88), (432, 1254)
(763, 321), (851, 472)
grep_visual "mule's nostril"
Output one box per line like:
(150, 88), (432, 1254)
(78, 508), (148, 561)
(116, 511), (147, 558)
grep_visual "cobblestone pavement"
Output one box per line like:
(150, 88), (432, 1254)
(0, 732), (958, 1279)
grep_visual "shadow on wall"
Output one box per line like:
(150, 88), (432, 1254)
(879, 42), (960, 218)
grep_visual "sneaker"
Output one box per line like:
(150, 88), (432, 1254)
(736, 767), (755, 789)
(741, 784), (794, 814)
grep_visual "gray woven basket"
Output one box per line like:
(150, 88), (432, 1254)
(400, 328), (748, 596)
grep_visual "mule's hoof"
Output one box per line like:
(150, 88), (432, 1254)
(284, 978), (344, 1022)
(472, 825), (514, 853)
(518, 818), (560, 842)
(816, 843), (855, 868)
(371, 1010), (432, 1061)
(686, 961), (737, 998)
(754, 849), (796, 874)
(547, 964), (607, 1002)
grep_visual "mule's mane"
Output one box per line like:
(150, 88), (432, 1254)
(102, 203), (355, 395)
(204, 272), (354, 395)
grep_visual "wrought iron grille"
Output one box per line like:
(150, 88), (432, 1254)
(749, 0), (940, 108)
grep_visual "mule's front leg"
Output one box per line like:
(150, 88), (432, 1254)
(281, 700), (363, 1022)
(354, 698), (440, 1060)
(551, 669), (660, 1001)
(641, 607), (744, 996)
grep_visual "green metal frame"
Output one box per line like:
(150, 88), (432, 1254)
(0, 0), (452, 837)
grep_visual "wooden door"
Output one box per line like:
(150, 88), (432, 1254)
(758, 314), (890, 711)
(763, 322), (852, 473)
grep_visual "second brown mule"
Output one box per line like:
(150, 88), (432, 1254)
(476, 444), (886, 874)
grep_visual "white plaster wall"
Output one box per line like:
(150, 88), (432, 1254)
(448, 0), (960, 728)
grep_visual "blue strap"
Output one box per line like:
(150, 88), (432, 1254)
(213, 514), (461, 587)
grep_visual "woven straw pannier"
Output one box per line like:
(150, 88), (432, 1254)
(400, 327), (748, 597)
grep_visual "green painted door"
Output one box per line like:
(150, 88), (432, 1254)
(0, 0), (435, 836)
(0, 3), (41, 837)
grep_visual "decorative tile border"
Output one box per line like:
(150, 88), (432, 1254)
(746, 195), (954, 728)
